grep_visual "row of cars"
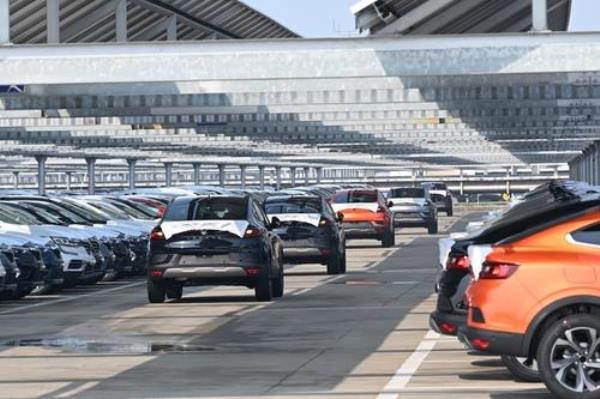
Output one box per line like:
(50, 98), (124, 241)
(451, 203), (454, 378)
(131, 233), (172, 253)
(430, 180), (600, 399)
(0, 195), (160, 299)
(143, 182), (454, 303)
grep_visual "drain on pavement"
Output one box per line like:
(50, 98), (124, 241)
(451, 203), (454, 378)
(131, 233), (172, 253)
(2, 338), (215, 353)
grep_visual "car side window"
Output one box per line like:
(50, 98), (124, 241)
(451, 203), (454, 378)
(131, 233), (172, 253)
(252, 201), (269, 227)
(571, 223), (600, 246)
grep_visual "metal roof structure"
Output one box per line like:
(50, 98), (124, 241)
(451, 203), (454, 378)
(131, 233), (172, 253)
(353, 0), (571, 35)
(8, 0), (299, 44)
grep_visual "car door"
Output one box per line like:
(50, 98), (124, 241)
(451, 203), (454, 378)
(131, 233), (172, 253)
(251, 200), (281, 272)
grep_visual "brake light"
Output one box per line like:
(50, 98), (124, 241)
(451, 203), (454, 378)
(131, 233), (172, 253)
(471, 338), (490, 351)
(479, 261), (519, 280)
(245, 267), (261, 276)
(447, 255), (470, 271)
(150, 227), (165, 241)
(440, 322), (457, 335)
(244, 226), (263, 238)
(149, 270), (163, 278)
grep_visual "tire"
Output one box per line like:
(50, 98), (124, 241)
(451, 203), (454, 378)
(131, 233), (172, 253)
(537, 314), (600, 399)
(30, 284), (55, 296)
(446, 202), (453, 217)
(147, 278), (166, 304)
(427, 220), (438, 235)
(327, 250), (343, 275)
(339, 248), (347, 274)
(272, 265), (284, 298)
(255, 269), (273, 302)
(501, 355), (540, 382)
(382, 227), (395, 248)
(166, 284), (183, 300)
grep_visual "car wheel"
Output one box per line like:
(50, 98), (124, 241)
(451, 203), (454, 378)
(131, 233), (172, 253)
(255, 268), (273, 302)
(272, 265), (284, 298)
(537, 314), (600, 399)
(340, 248), (347, 274)
(30, 284), (55, 296)
(428, 220), (439, 234)
(147, 278), (166, 304)
(501, 355), (540, 382)
(446, 204), (453, 217)
(327, 250), (343, 275)
(382, 227), (395, 248)
(166, 284), (183, 300)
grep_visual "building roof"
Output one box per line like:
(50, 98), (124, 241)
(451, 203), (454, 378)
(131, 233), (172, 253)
(8, 0), (299, 44)
(353, 0), (571, 35)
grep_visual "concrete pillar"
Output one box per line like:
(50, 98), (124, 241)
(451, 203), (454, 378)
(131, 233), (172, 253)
(218, 164), (226, 187)
(36, 157), (48, 195)
(127, 159), (136, 190)
(304, 166), (310, 185)
(12, 171), (19, 189)
(240, 165), (247, 189)
(193, 163), (201, 186)
(0, 0), (9, 44)
(164, 162), (173, 187)
(290, 167), (297, 187)
(116, 0), (127, 42)
(65, 171), (72, 191)
(459, 169), (464, 196)
(275, 166), (282, 190)
(46, 0), (60, 43)
(258, 166), (265, 191)
(166, 15), (177, 41)
(316, 167), (323, 184)
(86, 158), (97, 195)
(532, 0), (548, 32)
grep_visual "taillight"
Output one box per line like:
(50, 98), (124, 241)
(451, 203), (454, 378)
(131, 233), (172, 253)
(244, 267), (261, 276)
(150, 227), (165, 241)
(471, 338), (490, 351)
(244, 226), (263, 238)
(447, 255), (470, 271)
(479, 261), (519, 280)
(149, 270), (164, 278)
(440, 322), (457, 335)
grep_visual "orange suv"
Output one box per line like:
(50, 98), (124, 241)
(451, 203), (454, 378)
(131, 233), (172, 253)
(461, 201), (600, 399)
(331, 189), (395, 247)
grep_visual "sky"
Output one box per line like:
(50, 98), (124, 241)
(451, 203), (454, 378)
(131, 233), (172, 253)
(243, 0), (600, 37)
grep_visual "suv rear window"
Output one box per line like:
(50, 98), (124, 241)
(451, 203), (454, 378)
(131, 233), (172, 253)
(390, 188), (424, 198)
(334, 191), (377, 203)
(164, 198), (248, 221)
(265, 198), (321, 214)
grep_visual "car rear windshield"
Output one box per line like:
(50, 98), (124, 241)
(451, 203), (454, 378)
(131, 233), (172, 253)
(429, 183), (447, 190)
(390, 188), (424, 198)
(334, 191), (377, 203)
(264, 198), (321, 214)
(164, 198), (248, 221)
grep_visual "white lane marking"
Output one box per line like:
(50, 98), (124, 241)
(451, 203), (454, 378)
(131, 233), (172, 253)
(0, 281), (144, 316)
(376, 330), (440, 399)
(55, 382), (99, 398)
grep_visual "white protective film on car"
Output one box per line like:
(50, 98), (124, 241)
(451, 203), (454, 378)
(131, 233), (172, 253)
(268, 213), (322, 227)
(438, 238), (455, 269)
(467, 245), (493, 280)
(161, 220), (250, 239)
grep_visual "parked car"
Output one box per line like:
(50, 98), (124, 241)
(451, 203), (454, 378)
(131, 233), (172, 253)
(422, 182), (453, 216)
(148, 195), (285, 303)
(330, 189), (395, 247)
(264, 194), (346, 274)
(461, 199), (600, 399)
(388, 187), (438, 234)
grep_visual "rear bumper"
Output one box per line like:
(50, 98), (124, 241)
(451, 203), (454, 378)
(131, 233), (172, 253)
(458, 325), (527, 357)
(343, 222), (386, 239)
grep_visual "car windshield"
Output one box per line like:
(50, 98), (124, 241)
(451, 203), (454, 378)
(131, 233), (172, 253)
(26, 201), (89, 225)
(0, 204), (43, 225)
(55, 200), (109, 224)
(103, 199), (153, 219)
(390, 188), (424, 198)
(264, 198), (321, 214)
(85, 201), (133, 220)
(334, 191), (377, 203)
(164, 198), (248, 221)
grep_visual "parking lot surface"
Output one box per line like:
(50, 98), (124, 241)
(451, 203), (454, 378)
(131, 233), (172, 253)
(0, 213), (552, 399)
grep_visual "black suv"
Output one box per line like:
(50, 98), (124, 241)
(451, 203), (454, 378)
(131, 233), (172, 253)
(148, 195), (284, 303)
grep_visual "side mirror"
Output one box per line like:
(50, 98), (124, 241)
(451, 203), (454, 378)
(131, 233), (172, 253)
(387, 201), (394, 208)
(336, 212), (344, 222)
(270, 216), (281, 229)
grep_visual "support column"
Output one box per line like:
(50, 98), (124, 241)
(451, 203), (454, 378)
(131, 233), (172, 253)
(275, 166), (282, 190)
(0, 0), (9, 44)
(12, 171), (19, 189)
(258, 166), (265, 191)
(316, 167), (323, 184)
(459, 169), (464, 196)
(36, 156), (47, 195)
(218, 164), (226, 187)
(65, 171), (72, 191)
(304, 166), (310, 185)
(290, 167), (297, 187)
(240, 165), (247, 190)
(164, 162), (173, 187)
(166, 15), (177, 41)
(116, 0), (128, 42)
(86, 158), (97, 195)
(46, 0), (60, 43)
(193, 163), (201, 186)
(127, 159), (136, 190)
(532, 0), (548, 32)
